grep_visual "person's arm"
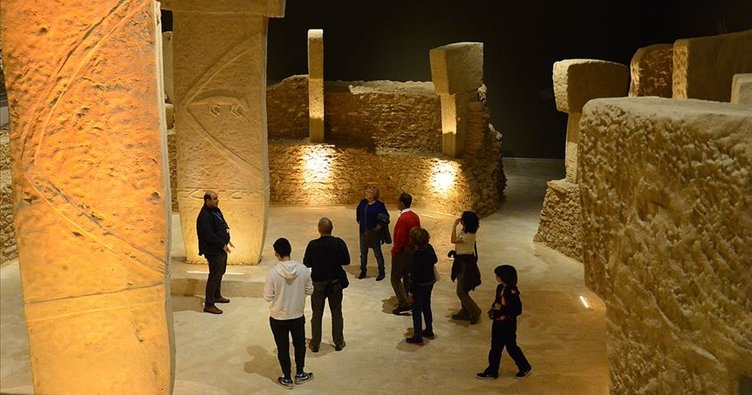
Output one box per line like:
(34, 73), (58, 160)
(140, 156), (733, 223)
(304, 270), (314, 296)
(428, 244), (438, 265)
(263, 272), (275, 303)
(391, 219), (405, 255)
(197, 211), (228, 250)
(340, 239), (351, 266)
(356, 200), (363, 224)
(303, 242), (313, 268)
(499, 289), (521, 316)
(451, 219), (464, 244)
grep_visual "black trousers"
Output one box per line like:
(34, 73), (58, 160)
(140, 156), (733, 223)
(270, 316), (307, 378)
(486, 319), (531, 376)
(204, 252), (227, 305)
(311, 280), (344, 348)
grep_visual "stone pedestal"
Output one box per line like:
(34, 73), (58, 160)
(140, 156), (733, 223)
(0, 0), (174, 393)
(166, 0), (285, 264)
(429, 42), (483, 158)
(308, 29), (324, 143)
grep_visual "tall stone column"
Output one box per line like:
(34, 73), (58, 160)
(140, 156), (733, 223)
(0, 1), (174, 393)
(308, 29), (324, 143)
(164, 0), (286, 264)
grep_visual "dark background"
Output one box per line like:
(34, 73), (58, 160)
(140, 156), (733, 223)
(162, 0), (752, 158)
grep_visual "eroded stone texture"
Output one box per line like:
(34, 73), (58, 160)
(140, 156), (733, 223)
(169, 1), (284, 264)
(579, 97), (752, 394)
(673, 29), (752, 101)
(162, 31), (174, 104)
(430, 42), (483, 157)
(0, 124), (14, 263)
(0, 0), (174, 393)
(308, 29), (324, 142)
(533, 179), (582, 261)
(629, 44), (673, 98)
(731, 73), (752, 106)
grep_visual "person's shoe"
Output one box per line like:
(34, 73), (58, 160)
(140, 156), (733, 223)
(476, 371), (498, 380)
(422, 330), (436, 339)
(405, 337), (424, 345)
(358, 271), (367, 279)
(309, 344), (319, 353)
(203, 305), (223, 314)
(277, 377), (294, 389)
(294, 372), (314, 385)
(451, 312), (471, 321)
(515, 367), (532, 380)
(215, 296), (230, 303)
(392, 306), (411, 315)
(469, 316), (481, 325)
(335, 341), (346, 351)
(375, 273), (385, 281)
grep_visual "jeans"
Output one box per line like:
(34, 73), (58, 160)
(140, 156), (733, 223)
(204, 252), (227, 305)
(390, 249), (413, 308)
(269, 316), (306, 379)
(411, 283), (434, 340)
(485, 320), (531, 376)
(310, 280), (344, 348)
(359, 232), (385, 275)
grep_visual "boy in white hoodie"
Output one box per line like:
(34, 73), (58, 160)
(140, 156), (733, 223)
(264, 238), (315, 389)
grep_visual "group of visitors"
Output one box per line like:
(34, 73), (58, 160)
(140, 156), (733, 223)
(195, 187), (531, 389)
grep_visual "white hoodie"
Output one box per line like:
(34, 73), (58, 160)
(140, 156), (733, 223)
(263, 260), (313, 320)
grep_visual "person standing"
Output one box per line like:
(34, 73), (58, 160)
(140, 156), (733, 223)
(263, 238), (315, 389)
(405, 227), (437, 345)
(196, 190), (232, 314)
(390, 192), (421, 315)
(450, 211), (482, 324)
(356, 186), (389, 281)
(303, 218), (350, 352)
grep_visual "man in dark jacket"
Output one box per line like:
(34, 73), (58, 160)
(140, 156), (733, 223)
(303, 217), (350, 352)
(196, 190), (232, 314)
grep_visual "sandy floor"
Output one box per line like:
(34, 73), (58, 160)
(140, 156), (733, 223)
(0, 158), (608, 395)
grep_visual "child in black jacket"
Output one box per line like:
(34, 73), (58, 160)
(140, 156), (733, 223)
(476, 264), (532, 380)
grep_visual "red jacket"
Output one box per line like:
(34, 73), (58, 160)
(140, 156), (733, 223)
(391, 209), (421, 255)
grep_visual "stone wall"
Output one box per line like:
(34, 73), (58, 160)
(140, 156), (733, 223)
(629, 44), (673, 98)
(1, 123), (15, 263)
(579, 97), (752, 394)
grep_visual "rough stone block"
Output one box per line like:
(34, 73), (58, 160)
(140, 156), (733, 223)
(673, 29), (752, 101)
(579, 97), (752, 394)
(533, 179), (582, 261)
(429, 42), (483, 95)
(308, 29), (324, 143)
(0, 0), (174, 392)
(731, 73), (752, 105)
(162, 31), (174, 104)
(629, 44), (673, 98)
(161, 0), (286, 16)
(553, 59), (629, 113)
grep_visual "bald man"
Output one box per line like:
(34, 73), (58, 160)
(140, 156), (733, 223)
(303, 217), (350, 352)
(196, 190), (232, 314)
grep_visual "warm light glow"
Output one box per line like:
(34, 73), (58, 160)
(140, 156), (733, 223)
(431, 160), (458, 195)
(303, 144), (333, 183)
(579, 295), (591, 310)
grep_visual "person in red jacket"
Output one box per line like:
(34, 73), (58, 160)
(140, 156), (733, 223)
(390, 192), (421, 315)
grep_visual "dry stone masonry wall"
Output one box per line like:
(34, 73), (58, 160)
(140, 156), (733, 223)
(629, 44), (674, 98)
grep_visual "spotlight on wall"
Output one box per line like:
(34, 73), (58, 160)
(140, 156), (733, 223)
(579, 295), (592, 310)
(431, 160), (458, 195)
(302, 144), (332, 183)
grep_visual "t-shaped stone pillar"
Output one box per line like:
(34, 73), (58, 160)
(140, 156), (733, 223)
(1, 0), (174, 393)
(430, 42), (483, 158)
(308, 29), (324, 143)
(552, 59), (629, 182)
(163, 0), (286, 264)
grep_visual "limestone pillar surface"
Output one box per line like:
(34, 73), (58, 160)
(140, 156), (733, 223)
(308, 29), (324, 143)
(429, 42), (483, 158)
(628, 43), (673, 98)
(165, 0), (285, 264)
(0, 1), (174, 393)
(731, 73), (752, 106)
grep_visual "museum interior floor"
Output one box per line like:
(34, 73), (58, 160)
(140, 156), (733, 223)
(0, 158), (609, 395)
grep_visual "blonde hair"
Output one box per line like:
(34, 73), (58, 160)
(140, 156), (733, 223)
(365, 185), (380, 200)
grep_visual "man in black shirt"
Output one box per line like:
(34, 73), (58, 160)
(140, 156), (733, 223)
(303, 217), (350, 352)
(196, 190), (232, 314)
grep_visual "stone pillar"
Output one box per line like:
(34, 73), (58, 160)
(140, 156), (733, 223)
(429, 42), (483, 158)
(731, 73), (752, 106)
(628, 43), (673, 98)
(673, 29), (752, 102)
(0, 1), (174, 393)
(164, 0), (285, 264)
(308, 29), (324, 143)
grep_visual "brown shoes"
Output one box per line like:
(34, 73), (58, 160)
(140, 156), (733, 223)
(204, 305), (223, 314)
(215, 296), (231, 304)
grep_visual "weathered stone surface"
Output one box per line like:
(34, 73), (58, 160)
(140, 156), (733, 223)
(0, 124), (15, 263)
(579, 97), (752, 394)
(173, 5), (281, 264)
(553, 59), (629, 113)
(731, 73), (752, 105)
(629, 44), (673, 98)
(161, 0), (286, 16)
(162, 31), (174, 104)
(564, 112), (581, 182)
(0, 0), (174, 393)
(673, 29), (752, 101)
(533, 179), (582, 261)
(165, 102), (175, 129)
(429, 42), (483, 95)
(267, 75), (309, 140)
(308, 29), (324, 143)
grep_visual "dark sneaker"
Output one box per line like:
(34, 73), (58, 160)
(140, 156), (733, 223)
(335, 341), (346, 351)
(215, 296), (230, 303)
(277, 377), (294, 389)
(375, 273), (386, 281)
(515, 367), (532, 380)
(358, 271), (367, 279)
(406, 337), (424, 345)
(422, 330), (436, 339)
(392, 306), (411, 315)
(476, 372), (498, 380)
(203, 305), (223, 314)
(294, 372), (314, 385)
(309, 344), (319, 353)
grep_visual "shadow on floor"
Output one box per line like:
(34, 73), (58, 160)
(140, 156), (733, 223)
(244, 345), (285, 383)
(170, 278), (265, 298)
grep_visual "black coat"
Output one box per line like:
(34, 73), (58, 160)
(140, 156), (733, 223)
(196, 205), (230, 256)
